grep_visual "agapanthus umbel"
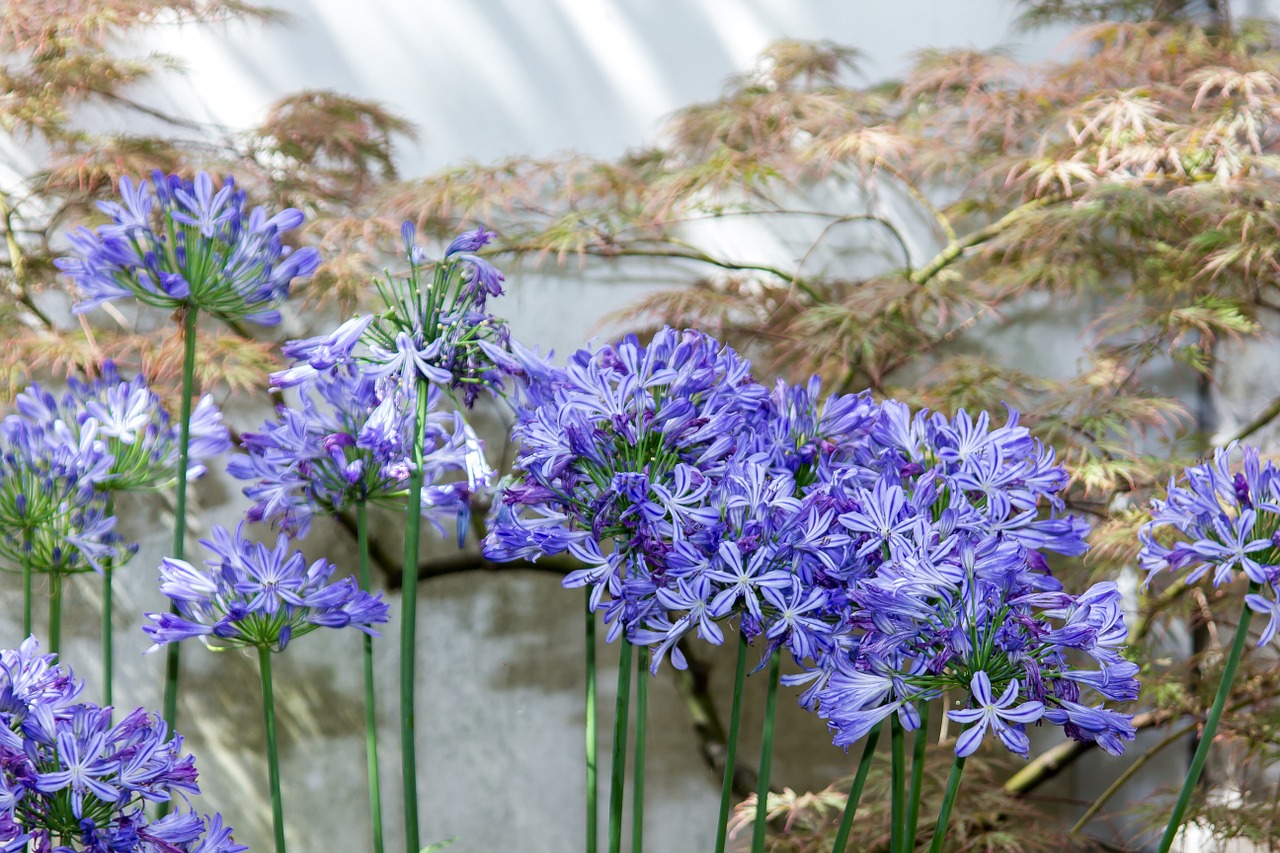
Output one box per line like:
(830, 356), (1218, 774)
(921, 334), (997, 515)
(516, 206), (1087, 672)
(56, 171), (320, 324)
(15, 362), (231, 492)
(0, 636), (246, 852)
(797, 403), (1135, 759)
(229, 348), (492, 540)
(271, 222), (520, 407)
(1139, 442), (1280, 644)
(0, 413), (127, 577)
(143, 523), (390, 652)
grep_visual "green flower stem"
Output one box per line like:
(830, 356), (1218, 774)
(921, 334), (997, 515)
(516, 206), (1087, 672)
(1157, 582), (1260, 853)
(890, 716), (906, 853)
(905, 703), (931, 852)
(48, 571), (62, 655)
(608, 640), (634, 853)
(21, 561), (31, 638)
(928, 752), (967, 853)
(585, 591), (598, 853)
(400, 380), (431, 853)
(633, 645), (649, 853)
(356, 501), (385, 853)
(103, 495), (115, 712)
(751, 651), (782, 853)
(258, 647), (287, 853)
(714, 632), (750, 853)
(162, 306), (199, 755)
(830, 722), (884, 853)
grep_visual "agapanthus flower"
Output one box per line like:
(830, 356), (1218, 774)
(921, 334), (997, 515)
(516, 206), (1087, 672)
(57, 171), (319, 324)
(143, 523), (390, 652)
(0, 413), (127, 576)
(788, 403), (1135, 758)
(15, 363), (231, 492)
(229, 363), (492, 539)
(0, 637), (246, 852)
(272, 222), (522, 409)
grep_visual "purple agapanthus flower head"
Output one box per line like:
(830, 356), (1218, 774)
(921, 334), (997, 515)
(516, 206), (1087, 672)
(143, 523), (390, 652)
(229, 363), (491, 540)
(56, 171), (319, 324)
(0, 412), (128, 576)
(0, 637), (246, 852)
(16, 363), (231, 492)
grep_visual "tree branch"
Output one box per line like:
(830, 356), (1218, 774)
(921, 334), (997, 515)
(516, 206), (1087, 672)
(907, 198), (1052, 286)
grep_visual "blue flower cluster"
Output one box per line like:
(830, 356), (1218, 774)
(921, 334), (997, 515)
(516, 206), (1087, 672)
(0, 366), (231, 579)
(143, 524), (390, 653)
(1140, 443), (1280, 644)
(229, 325), (491, 540)
(232, 223), (529, 542)
(57, 171), (320, 324)
(486, 328), (1138, 759)
(0, 637), (244, 852)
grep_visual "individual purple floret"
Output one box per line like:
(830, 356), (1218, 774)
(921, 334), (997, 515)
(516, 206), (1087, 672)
(56, 171), (320, 324)
(0, 637), (246, 852)
(143, 523), (390, 652)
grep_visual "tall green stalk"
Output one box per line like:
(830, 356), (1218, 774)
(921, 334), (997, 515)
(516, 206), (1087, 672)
(400, 380), (430, 853)
(162, 307), (199, 740)
(258, 647), (287, 853)
(355, 501), (385, 853)
(751, 652), (781, 853)
(890, 716), (906, 853)
(904, 703), (931, 852)
(48, 570), (62, 654)
(830, 722), (883, 853)
(1157, 583), (1259, 853)
(21, 561), (31, 638)
(714, 633), (749, 853)
(608, 640), (634, 853)
(632, 645), (648, 853)
(585, 591), (598, 853)
(103, 495), (115, 711)
(928, 753), (966, 853)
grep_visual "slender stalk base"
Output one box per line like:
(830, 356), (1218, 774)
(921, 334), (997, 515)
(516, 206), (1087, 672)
(905, 703), (931, 852)
(830, 722), (883, 853)
(21, 562), (31, 639)
(714, 633), (750, 853)
(162, 307), (199, 795)
(633, 645), (648, 853)
(586, 592), (598, 853)
(1157, 584), (1259, 853)
(751, 652), (782, 853)
(608, 640), (634, 853)
(48, 571), (62, 655)
(103, 567), (114, 710)
(928, 753), (966, 853)
(356, 502), (385, 853)
(890, 716), (906, 853)
(400, 382), (431, 853)
(258, 647), (287, 853)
